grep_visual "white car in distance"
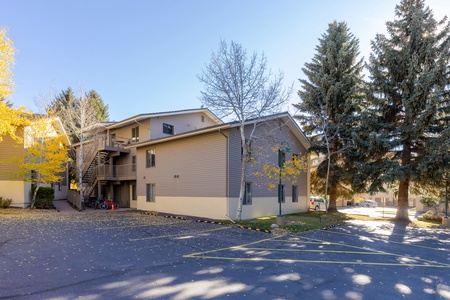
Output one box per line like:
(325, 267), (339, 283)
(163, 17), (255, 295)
(310, 196), (327, 211)
(356, 199), (378, 207)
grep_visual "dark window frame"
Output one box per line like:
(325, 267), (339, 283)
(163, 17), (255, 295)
(131, 156), (136, 172)
(163, 123), (174, 135)
(131, 184), (137, 201)
(243, 182), (252, 205)
(292, 185), (298, 203)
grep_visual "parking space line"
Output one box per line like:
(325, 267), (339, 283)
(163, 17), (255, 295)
(129, 226), (231, 241)
(291, 236), (450, 267)
(96, 220), (187, 230)
(184, 234), (450, 268)
(184, 255), (450, 268)
(319, 229), (450, 252)
(234, 247), (396, 255)
(185, 234), (284, 257)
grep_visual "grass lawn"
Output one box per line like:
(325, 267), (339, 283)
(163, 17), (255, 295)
(228, 211), (443, 234)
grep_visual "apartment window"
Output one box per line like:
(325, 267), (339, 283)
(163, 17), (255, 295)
(292, 154), (299, 167)
(131, 156), (136, 172)
(201, 115), (205, 122)
(146, 149), (155, 167)
(278, 184), (285, 203)
(131, 184), (137, 201)
(243, 182), (252, 205)
(278, 150), (286, 168)
(163, 123), (174, 135)
(131, 127), (139, 143)
(241, 139), (252, 161)
(292, 186), (298, 203)
(146, 184), (155, 202)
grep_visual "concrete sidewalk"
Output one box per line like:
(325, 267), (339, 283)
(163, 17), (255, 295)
(52, 199), (79, 212)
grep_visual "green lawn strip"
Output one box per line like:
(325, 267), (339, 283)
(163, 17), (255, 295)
(223, 212), (349, 234)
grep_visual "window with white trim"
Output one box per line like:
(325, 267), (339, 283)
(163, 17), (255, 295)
(146, 184), (155, 202)
(131, 127), (139, 142)
(146, 149), (155, 168)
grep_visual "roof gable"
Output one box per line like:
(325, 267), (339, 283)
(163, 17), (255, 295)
(106, 108), (222, 130)
(131, 112), (310, 149)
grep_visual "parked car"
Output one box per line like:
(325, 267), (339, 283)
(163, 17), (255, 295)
(310, 196), (327, 211)
(356, 199), (378, 207)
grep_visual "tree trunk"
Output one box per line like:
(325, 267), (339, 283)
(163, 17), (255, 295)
(235, 160), (246, 221)
(30, 186), (40, 209)
(395, 179), (410, 222)
(327, 185), (338, 213)
(235, 126), (247, 221)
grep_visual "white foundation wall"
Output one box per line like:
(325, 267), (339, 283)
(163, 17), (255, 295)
(0, 181), (29, 208)
(137, 196), (228, 220)
(227, 196), (309, 220)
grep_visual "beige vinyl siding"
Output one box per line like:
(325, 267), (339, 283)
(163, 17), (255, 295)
(0, 181), (29, 207)
(136, 131), (227, 198)
(227, 195), (309, 220)
(137, 196), (227, 219)
(227, 119), (310, 218)
(228, 120), (309, 198)
(0, 133), (24, 180)
(110, 119), (151, 144)
(149, 113), (218, 140)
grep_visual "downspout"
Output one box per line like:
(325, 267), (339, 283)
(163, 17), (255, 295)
(135, 119), (151, 139)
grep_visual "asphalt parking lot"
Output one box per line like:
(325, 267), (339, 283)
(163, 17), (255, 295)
(1, 208), (450, 300)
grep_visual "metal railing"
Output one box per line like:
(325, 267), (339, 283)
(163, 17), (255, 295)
(95, 163), (136, 180)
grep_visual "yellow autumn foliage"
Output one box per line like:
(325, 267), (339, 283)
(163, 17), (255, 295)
(0, 101), (30, 143)
(8, 116), (70, 185)
(254, 154), (309, 190)
(0, 27), (15, 99)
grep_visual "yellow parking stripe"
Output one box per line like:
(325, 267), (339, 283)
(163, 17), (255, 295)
(129, 226), (231, 241)
(186, 234), (283, 257)
(234, 247), (396, 255)
(96, 220), (186, 230)
(297, 236), (450, 267)
(320, 229), (450, 252)
(184, 234), (450, 268)
(183, 255), (450, 268)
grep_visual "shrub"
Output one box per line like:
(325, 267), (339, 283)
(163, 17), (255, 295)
(420, 196), (441, 208)
(32, 187), (54, 209)
(422, 209), (443, 221)
(0, 197), (13, 208)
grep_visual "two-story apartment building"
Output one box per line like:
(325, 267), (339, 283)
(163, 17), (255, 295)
(75, 108), (311, 220)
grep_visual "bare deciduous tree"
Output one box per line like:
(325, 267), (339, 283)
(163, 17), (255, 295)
(47, 88), (103, 208)
(198, 39), (292, 220)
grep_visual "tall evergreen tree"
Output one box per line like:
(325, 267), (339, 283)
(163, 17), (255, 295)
(49, 87), (109, 143)
(357, 0), (450, 221)
(294, 21), (364, 212)
(86, 90), (109, 122)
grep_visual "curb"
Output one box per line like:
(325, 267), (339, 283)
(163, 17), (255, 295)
(141, 212), (188, 220)
(165, 215), (187, 220)
(195, 219), (271, 233)
(237, 225), (271, 234)
(141, 211), (159, 216)
(196, 219), (225, 225)
(322, 222), (345, 230)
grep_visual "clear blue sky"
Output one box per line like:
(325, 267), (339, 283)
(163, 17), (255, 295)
(2, 0), (449, 121)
